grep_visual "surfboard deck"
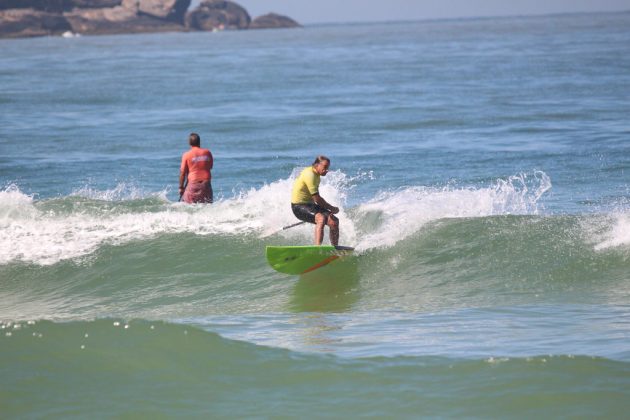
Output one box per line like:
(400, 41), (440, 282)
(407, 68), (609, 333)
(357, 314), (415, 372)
(266, 245), (355, 275)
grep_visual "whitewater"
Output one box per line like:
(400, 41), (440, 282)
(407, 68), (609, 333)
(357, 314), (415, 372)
(3, 170), (626, 267)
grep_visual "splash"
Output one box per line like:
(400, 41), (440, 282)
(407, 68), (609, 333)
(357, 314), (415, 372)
(0, 184), (37, 220)
(0, 183), (265, 265)
(594, 212), (630, 251)
(0, 172), (552, 265)
(1, 179), (329, 265)
(70, 182), (167, 202)
(353, 171), (551, 250)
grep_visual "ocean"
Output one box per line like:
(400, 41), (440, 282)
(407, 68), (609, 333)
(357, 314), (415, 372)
(1, 11), (629, 417)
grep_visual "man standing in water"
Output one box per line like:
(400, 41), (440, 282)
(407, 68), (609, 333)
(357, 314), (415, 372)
(179, 133), (213, 203)
(291, 156), (340, 246)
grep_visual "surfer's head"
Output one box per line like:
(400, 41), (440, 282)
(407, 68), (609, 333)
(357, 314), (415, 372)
(189, 133), (201, 147)
(312, 155), (330, 176)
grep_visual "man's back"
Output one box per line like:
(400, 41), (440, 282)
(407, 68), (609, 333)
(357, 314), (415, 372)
(181, 147), (213, 183)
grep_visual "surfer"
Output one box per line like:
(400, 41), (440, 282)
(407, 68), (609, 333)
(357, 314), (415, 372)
(291, 156), (340, 246)
(179, 133), (213, 203)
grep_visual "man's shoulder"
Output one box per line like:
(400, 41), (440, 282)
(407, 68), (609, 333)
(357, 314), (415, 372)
(196, 148), (211, 157)
(184, 148), (211, 156)
(301, 166), (316, 175)
(303, 167), (319, 184)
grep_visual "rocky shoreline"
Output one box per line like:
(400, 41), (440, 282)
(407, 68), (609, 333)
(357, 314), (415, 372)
(0, 0), (301, 39)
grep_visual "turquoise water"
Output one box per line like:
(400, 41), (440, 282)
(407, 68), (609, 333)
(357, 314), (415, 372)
(1, 12), (630, 417)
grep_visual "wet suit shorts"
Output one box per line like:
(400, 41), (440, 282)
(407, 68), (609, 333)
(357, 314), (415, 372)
(291, 203), (331, 224)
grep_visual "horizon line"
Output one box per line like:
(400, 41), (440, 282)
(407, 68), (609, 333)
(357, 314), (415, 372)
(294, 8), (630, 27)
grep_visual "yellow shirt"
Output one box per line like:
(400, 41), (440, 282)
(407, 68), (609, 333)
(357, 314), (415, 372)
(291, 166), (320, 204)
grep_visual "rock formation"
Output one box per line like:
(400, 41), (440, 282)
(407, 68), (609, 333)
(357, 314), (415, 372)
(250, 13), (300, 30)
(65, 8), (177, 35)
(0, 0), (123, 12)
(134, 0), (190, 21)
(63, 0), (190, 35)
(185, 0), (249, 31)
(0, 0), (68, 13)
(0, 8), (71, 37)
(0, 0), (300, 38)
(71, 1), (123, 8)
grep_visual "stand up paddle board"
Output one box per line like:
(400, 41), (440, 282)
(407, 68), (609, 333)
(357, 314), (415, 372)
(266, 245), (354, 275)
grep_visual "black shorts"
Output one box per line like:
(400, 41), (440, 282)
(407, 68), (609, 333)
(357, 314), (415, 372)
(291, 203), (330, 224)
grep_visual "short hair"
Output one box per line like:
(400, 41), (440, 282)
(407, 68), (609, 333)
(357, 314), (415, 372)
(312, 155), (330, 166)
(189, 133), (201, 147)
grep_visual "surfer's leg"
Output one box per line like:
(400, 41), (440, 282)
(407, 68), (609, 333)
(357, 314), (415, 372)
(292, 204), (317, 224)
(314, 212), (327, 245)
(182, 187), (192, 203)
(327, 214), (339, 246)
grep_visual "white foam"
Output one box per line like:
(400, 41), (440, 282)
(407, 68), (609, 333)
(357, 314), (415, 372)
(353, 171), (551, 250)
(61, 31), (80, 38)
(0, 184), (37, 220)
(0, 175), (355, 265)
(0, 172), (550, 265)
(594, 212), (630, 251)
(70, 182), (163, 201)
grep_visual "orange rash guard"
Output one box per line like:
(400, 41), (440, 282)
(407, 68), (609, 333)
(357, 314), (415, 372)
(180, 146), (213, 182)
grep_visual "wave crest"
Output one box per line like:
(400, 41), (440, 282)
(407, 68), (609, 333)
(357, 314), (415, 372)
(354, 171), (551, 249)
(0, 171), (565, 265)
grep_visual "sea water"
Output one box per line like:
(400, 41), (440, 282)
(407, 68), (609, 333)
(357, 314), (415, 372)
(1, 12), (629, 417)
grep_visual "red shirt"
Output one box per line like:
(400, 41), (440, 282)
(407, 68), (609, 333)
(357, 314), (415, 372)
(180, 146), (213, 182)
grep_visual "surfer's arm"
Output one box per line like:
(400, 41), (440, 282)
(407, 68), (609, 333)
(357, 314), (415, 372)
(179, 154), (189, 194)
(179, 168), (188, 194)
(312, 194), (339, 214)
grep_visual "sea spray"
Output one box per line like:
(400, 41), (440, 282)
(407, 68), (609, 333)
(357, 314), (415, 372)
(1, 171), (550, 265)
(594, 212), (630, 251)
(353, 171), (551, 250)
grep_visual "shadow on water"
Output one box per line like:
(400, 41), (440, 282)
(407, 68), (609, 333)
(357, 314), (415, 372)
(289, 257), (360, 313)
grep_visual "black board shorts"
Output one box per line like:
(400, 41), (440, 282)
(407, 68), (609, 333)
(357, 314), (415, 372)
(291, 203), (331, 224)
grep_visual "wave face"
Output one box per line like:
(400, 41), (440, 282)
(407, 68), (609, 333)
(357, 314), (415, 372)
(1, 172), (629, 321)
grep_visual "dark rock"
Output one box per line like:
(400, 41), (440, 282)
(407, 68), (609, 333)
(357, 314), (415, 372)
(249, 13), (300, 30)
(0, 0), (299, 38)
(185, 0), (249, 31)
(61, 0), (190, 34)
(63, 3), (135, 33)
(0, 8), (71, 37)
(0, 0), (71, 13)
(0, 1), (171, 13)
(63, 3), (185, 34)
(134, 0), (190, 22)
(70, 0), (123, 8)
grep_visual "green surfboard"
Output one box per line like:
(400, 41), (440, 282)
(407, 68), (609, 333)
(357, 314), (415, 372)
(266, 245), (355, 275)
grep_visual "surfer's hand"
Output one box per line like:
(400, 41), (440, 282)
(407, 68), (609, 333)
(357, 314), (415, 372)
(330, 206), (339, 214)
